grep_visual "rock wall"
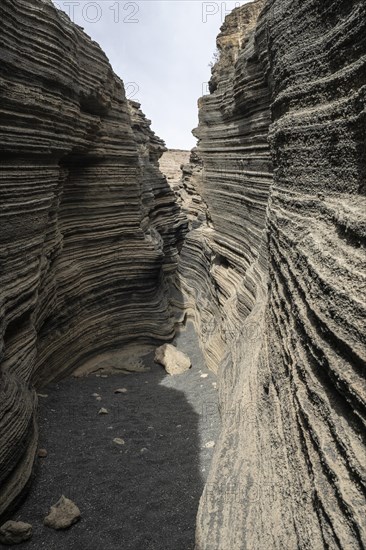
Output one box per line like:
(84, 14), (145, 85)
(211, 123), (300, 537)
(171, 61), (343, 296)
(176, 0), (366, 548)
(0, 0), (365, 545)
(0, 0), (185, 518)
(159, 149), (191, 193)
(178, 0), (271, 371)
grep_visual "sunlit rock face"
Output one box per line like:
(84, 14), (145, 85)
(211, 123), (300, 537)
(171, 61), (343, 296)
(159, 149), (191, 195)
(0, 0), (186, 518)
(178, 0), (271, 372)
(177, 0), (366, 548)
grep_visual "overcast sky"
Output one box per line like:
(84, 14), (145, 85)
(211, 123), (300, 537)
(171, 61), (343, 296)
(51, 0), (249, 149)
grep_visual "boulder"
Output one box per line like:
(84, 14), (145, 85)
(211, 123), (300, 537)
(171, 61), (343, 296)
(154, 344), (191, 375)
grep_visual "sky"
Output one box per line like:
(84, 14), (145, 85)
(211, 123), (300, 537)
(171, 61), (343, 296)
(51, 0), (250, 149)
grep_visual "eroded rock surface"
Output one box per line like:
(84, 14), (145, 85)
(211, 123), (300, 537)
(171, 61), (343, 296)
(159, 149), (191, 193)
(175, 0), (366, 548)
(0, 0), (365, 548)
(0, 0), (186, 519)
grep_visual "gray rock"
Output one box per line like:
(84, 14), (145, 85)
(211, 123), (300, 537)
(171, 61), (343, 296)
(44, 495), (81, 530)
(0, 521), (32, 545)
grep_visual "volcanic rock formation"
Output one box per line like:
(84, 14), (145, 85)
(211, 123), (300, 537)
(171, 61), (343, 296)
(176, 1), (366, 548)
(0, 0), (186, 519)
(0, 0), (365, 548)
(159, 149), (190, 193)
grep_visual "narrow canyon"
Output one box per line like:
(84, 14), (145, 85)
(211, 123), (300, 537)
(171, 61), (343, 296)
(0, 0), (365, 549)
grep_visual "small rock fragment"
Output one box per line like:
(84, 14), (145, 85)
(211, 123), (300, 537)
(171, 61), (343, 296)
(154, 344), (191, 375)
(200, 374), (208, 379)
(114, 388), (128, 394)
(113, 438), (125, 445)
(204, 441), (216, 449)
(92, 393), (100, 397)
(38, 449), (48, 458)
(96, 396), (102, 401)
(37, 394), (48, 398)
(0, 521), (32, 545)
(98, 408), (108, 415)
(44, 496), (80, 530)
(140, 447), (148, 453)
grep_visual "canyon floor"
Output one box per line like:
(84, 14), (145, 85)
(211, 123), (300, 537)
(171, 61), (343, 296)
(10, 323), (219, 550)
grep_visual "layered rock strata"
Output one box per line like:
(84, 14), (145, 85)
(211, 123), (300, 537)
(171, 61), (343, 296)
(176, 0), (366, 548)
(159, 149), (190, 194)
(160, 148), (208, 231)
(0, 0), (185, 518)
(178, 0), (271, 373)
(0, 0), (365, 546)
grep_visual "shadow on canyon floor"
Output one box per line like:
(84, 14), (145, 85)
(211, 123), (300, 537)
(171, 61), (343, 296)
(9, 324), (219, 550)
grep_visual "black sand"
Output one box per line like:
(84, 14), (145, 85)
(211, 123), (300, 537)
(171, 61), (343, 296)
(8, 324), (219, 550)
